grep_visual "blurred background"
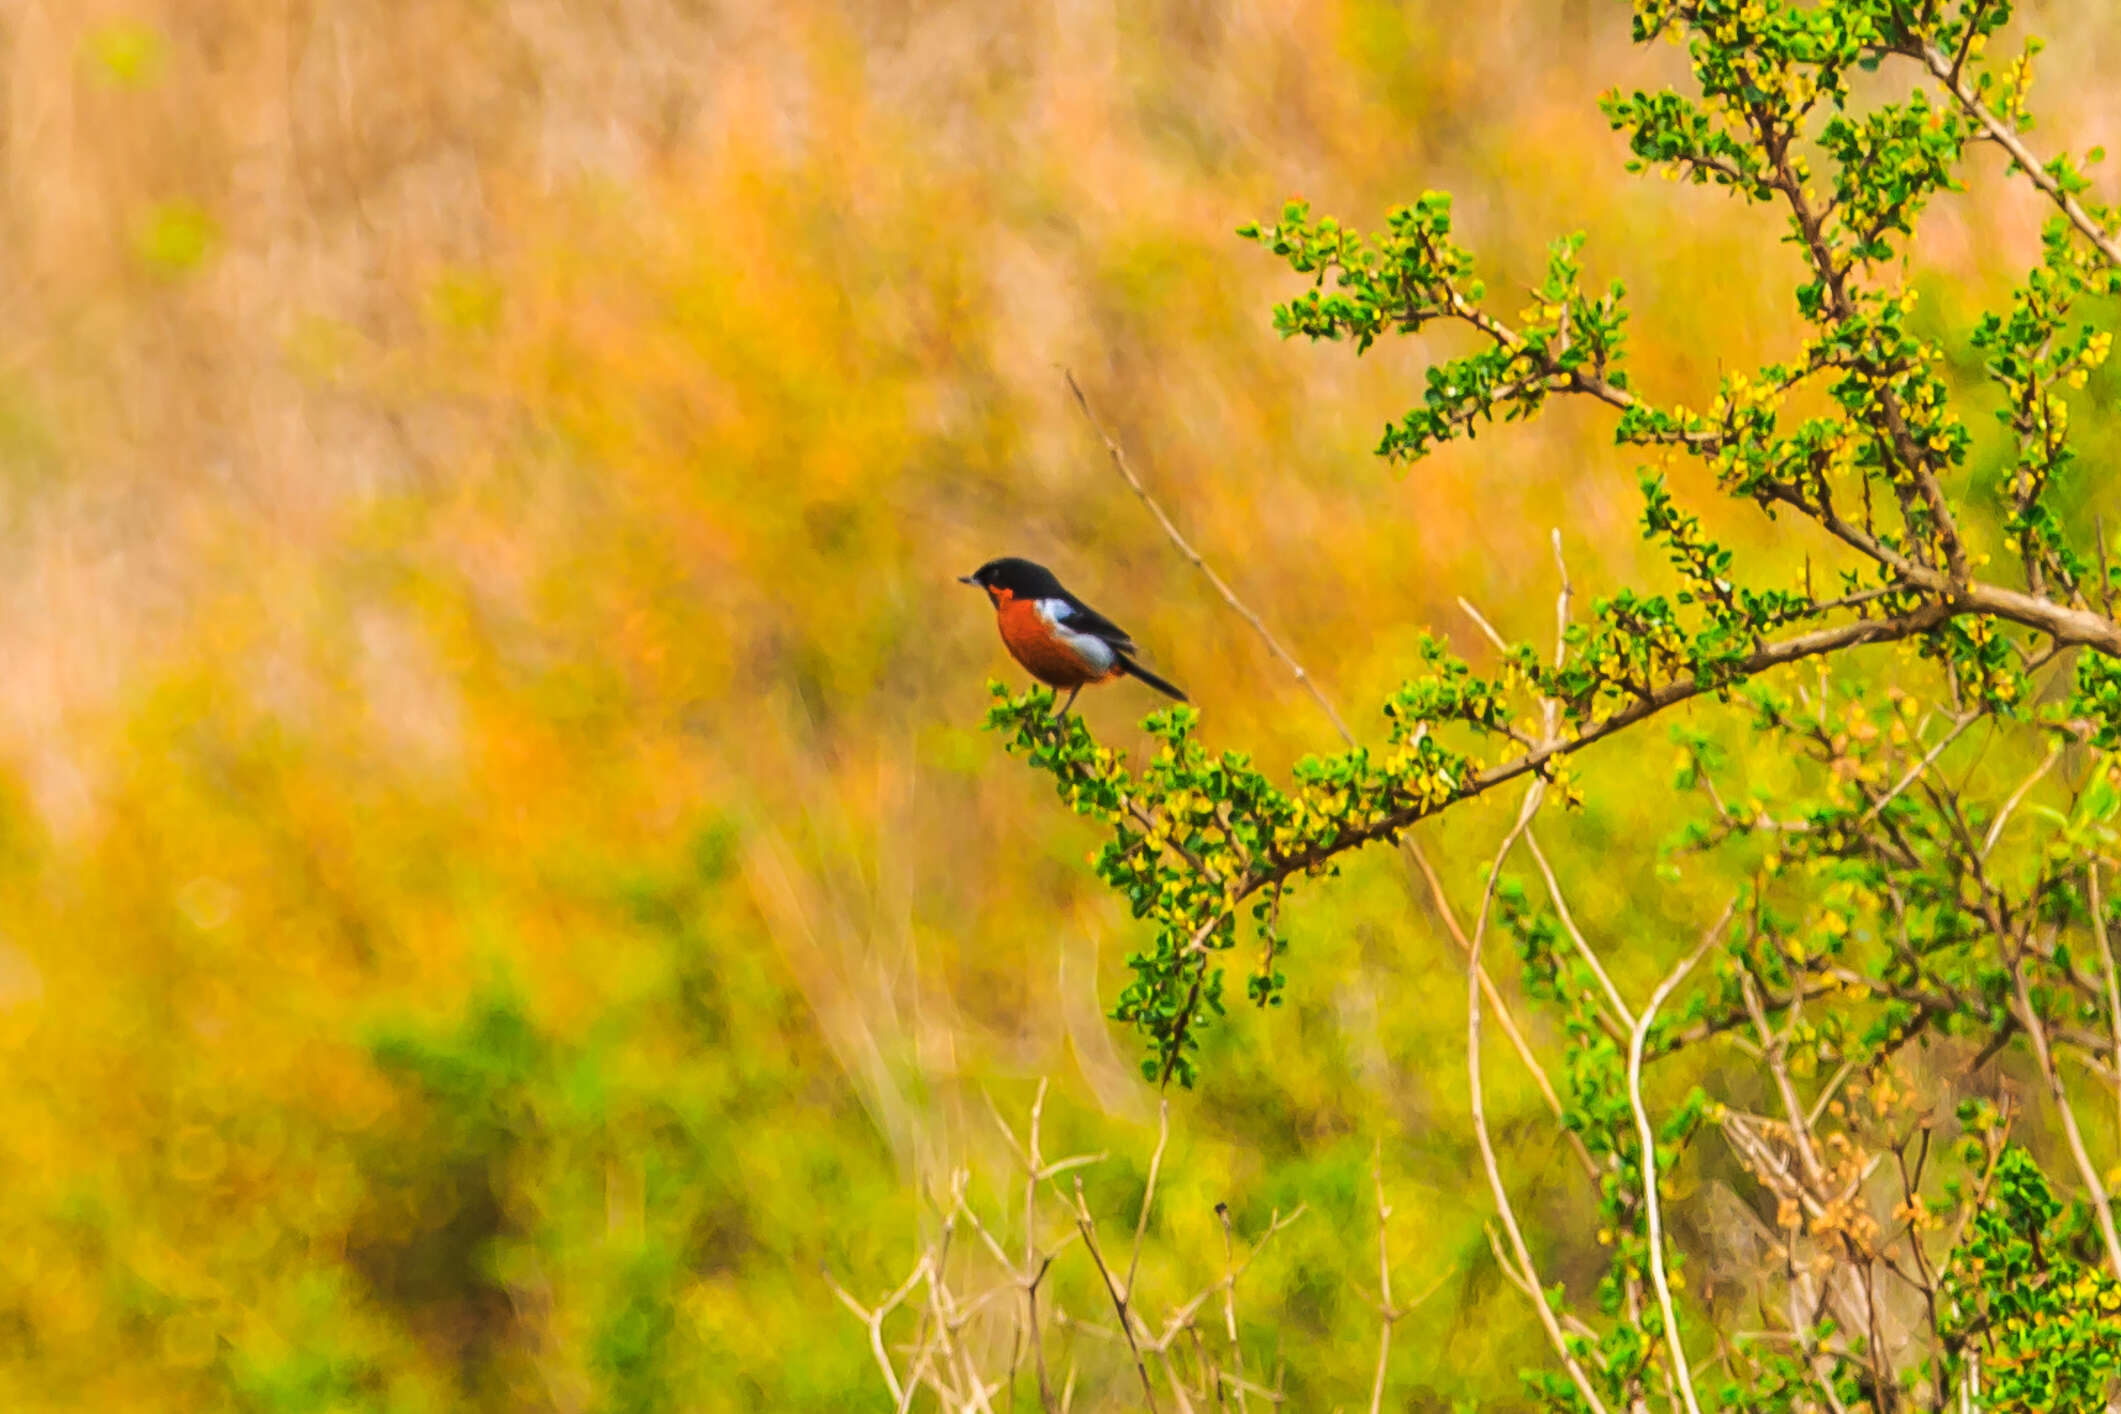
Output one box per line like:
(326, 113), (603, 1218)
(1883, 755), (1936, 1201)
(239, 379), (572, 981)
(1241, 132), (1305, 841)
(1, 0), (2115, 1408)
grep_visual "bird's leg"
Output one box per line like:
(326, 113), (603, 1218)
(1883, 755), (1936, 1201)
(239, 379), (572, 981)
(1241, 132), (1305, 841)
(1054, 685), (1082, 720)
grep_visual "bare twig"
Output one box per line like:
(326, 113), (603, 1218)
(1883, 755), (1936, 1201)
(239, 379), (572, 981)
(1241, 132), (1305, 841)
(1980, 742), (2063, 858)
(1368, 1144), (1397, 1414)
(1738, 970), (1828, 1189)
(1074, 1176), (1162, 1414)
(2010, 953), (2121, 1277)
(1403, 839), (1601, 1183)
(1628, 903), (1735, 1414)
(1468, 779), (1613, 1414)
(826, 1258), (931, 1408)
(1127, 1100), (1172, 1304)
(1065, 369), (1356, 742)
(1526, 830), (1636, 1032)
(1458, 596), (1510, 655)
(2098, 516), (2115, 617)
(1552, 528), (1574, 673)
(1147, 1205), (1307, 1358)
(1216, 1203), (1249, 1414)
(1216, 1369), (1288, 1405)
(2093, 867), (2121, 1146)
(1861, 710), (1983, 825)
(1023, 1083), (1060, 1412)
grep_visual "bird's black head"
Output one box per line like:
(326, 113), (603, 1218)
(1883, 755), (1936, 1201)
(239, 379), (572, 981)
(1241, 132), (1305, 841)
(959, 557), (1064, 602)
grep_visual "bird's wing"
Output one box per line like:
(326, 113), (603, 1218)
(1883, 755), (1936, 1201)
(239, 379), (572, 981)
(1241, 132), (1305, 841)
(1043, 594), (1137, 652)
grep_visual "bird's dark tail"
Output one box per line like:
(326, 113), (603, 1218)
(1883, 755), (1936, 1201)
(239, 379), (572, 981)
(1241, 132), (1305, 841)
(1116, 656), (1188, 702)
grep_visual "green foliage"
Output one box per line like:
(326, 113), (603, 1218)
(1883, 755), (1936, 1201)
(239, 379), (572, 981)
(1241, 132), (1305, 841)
(993, 0), (2121, 1408)
(1943, 1146), (2121, 1411)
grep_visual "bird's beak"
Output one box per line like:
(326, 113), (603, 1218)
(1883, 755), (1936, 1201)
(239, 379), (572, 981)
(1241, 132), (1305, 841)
(957, 574), (979, 586)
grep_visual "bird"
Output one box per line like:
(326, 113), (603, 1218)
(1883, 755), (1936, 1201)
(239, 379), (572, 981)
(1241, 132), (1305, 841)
(960, 556), (1188, 718)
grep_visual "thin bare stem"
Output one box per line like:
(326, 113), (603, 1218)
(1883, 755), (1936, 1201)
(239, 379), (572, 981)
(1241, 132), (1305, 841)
(1552, 529), (1574, 673)
(1074, 1176), (1162, 1414)
(1368, 1143), (1398, 1414)
(1980, 742), (2062, 858)
(2098, 516), (2115, 617)
(1526, 830), (1636, 1031)
(1126, 1100), (1171, 1304)
(1861, 710), (1982, 825)
(1406, 838), (1601, 1183)
(1217, 1370), (1287, 1405)
(1628, 904), (1734, 1414)
(1065, 369), (1356, 742)
(2094, 867), (2121, 1147)
(1739, 972), (1828, 1188)
(2010, 955), (2121, 1277)
(1469, 780), (1613, 1414)
(1025, 1084), (1057, 1413)
(1148, 1205), (1306, 1357)
(1216, 1203), (1250, 1414)
(1459, 596), (1510, 654)
(826, 1258), (931, 1409)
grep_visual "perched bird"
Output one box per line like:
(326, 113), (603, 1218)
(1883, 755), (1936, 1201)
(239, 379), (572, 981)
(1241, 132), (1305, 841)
(960, 556), (1188, 718)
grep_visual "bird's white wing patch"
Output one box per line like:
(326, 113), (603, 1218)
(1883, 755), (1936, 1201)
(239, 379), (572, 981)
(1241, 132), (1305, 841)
(1036, 598), (1116, 671)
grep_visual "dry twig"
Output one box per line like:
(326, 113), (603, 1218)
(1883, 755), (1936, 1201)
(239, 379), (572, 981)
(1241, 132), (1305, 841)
(1626, 902), (1734, 1414)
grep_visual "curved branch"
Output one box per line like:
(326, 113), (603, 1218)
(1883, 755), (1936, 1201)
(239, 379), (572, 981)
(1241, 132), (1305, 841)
(1239, 584), (2119, 909)
(1253, 600), (1958, 900)
(1916, 42), (2121, 271)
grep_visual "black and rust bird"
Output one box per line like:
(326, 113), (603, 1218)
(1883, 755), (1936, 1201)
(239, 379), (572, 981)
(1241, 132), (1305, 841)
(960, 557), (1188, 718)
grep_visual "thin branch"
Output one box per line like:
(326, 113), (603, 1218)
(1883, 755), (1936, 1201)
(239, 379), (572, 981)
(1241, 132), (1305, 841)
(1916, 43), (2121, 271)
(1074, 1177), (1163, 1414)
(2098, 516), (2115, 617)
(1065, 368), (1356, 742)
(1861, 710), (1983, 825)
(1459, 597), (1510, 655)
(1552, 528), (1574, 674)
(1216, 1370), (1288, 1406)
(2010, 953), (2121, 1278)
(1404, 838), (1602, 1182)
(1147, 1205), (1307, 1357)
(1126, 1100), (1172, 1304)
(826, 1258), (931, 1409)
(1628, 905), (1732, 1414)
(1024, 1083), (1059, 1413)
(2094, 866), (2121, 1147)
(1739, 971), (1828, 1189)
(1368, 1144), (1398, 1414)
(1216, 1203), (1250, 1414)
(1526, 830), (1636, 1033)
(1980, 742), (2063, 858)
(1468, 780), (1613, 1414)
(1255, 600), (1976, 905)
